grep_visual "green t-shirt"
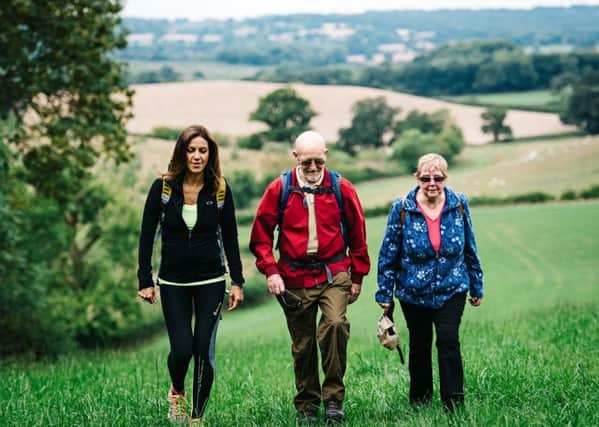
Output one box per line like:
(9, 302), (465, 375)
(182, 204), (197, 231)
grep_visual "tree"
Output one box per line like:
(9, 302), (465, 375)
(474, 52), (538, 93)
(394, 109), (449, 138)
(391, 126), (465, 171)
(561, 71), (599, 134)
(481, 107), (513, 142)
(338, 97), (399, 156)
(250, 87), (316, 143)
(1, 0), (132, 285)
(0, 1), (143, 354)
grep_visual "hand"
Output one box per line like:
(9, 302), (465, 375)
(348, 283), (361, 304)
(267, 273), (286, 295)
(378, 302), (391, 313)
(137, 287), (156, 304)
(469, 296), (483, 307)
(228, 285), (244, 311)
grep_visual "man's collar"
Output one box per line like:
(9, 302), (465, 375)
(295, 166), (324, 188)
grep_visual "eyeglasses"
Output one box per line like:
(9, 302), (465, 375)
(300, 158), (325, 167)
(419, 175), (446, 183)
(276, 291), (303, 309)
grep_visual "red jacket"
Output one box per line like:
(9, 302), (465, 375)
(250, 168), (370, 288)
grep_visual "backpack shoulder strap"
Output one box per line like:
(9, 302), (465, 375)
(216, 177), (227, 210)
(329, 170), (350, 249)
(160, 178), (172, 224)
(457, 196), (464, 218)
(278, 170), (293, 225)
(329, 170), (344, 214)
(275, 170), (293, 249)
(399, 198), (406, 225)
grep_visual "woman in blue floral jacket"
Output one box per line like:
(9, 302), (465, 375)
(376, 153), (483, 412)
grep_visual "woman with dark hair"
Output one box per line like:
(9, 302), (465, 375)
(137, 125), (244, 425)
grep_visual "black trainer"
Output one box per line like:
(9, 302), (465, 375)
(296, 409), (318, 424)
(324, 399), (345, 424)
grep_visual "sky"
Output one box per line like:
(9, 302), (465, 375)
(121, 0), (599, 21)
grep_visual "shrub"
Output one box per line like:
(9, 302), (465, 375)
(579, 184), (599, 199)
(334, 167), (395, 184)
(509, 192), (555, 204)
(212, 132), (234, 147)
(150, 126), (182, 140)
(560, 189), (578, 200)
(237, 212), (255, 226)
(237, 274), (270, 307)
(229, 170), (260, 209)
(469, 192), (555, 206)
(469, 195), (505, 206)
(364, 203), (393, 217)
(238, 133), (264, 150)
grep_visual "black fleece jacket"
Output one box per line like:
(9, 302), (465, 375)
(137, 175), (244, 290)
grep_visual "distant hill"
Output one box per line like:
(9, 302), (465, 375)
(128, 80), (576, 144)
(119, 6), (599, 67)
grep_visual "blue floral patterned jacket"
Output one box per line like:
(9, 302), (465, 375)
(376, 186), (483, 308)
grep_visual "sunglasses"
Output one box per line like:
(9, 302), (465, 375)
(419, 175), (446, 183)
(276, 291), (303, 309)
(300, 158), (325, 167)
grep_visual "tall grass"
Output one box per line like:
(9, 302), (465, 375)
(1, 201), (598, 426)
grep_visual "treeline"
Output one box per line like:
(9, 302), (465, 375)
(253, 41), (599, 96)
(126, 65), (204, 85)
(119, 7), (599, 65)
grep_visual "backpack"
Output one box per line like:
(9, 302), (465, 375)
(276, 169), (349, 249)
(157, 177), (228, 267)
(160, 177), (227, 226)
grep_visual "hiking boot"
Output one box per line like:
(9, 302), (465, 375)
(324, 399), (345, 424)
(296, 409), (318, 424)
(167, 386), (188, 423)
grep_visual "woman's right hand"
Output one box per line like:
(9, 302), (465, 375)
(137, 286), (156, 304)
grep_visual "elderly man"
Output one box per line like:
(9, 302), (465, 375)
(250, 131), (370, 423)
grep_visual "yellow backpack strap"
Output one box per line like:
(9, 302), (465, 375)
(160, 179), (172, 224)
(161, 179), (172, 204)
(216, 177), (226, 210)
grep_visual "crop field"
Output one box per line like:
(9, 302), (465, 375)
(126, 81), (576, 144)
(2, 201), (598, 426)
(126, 59), (269, 80)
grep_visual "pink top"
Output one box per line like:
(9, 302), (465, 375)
(417, 200), (444, 253)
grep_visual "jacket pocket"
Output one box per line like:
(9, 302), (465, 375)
(160, 240), (185, 272)
(189, 238), (222, 272)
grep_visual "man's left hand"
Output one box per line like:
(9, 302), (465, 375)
(348, 283), (361, 304)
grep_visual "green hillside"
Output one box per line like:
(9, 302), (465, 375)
(2, 201), (598, 426)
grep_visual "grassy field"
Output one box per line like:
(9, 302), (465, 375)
(2, 201), (598, 426)
(354, 135), (599, 207)
(133, 134), (599, 212)
(443, 90), (562, 113)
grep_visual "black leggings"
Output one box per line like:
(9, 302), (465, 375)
(160, 281), (225, 419)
